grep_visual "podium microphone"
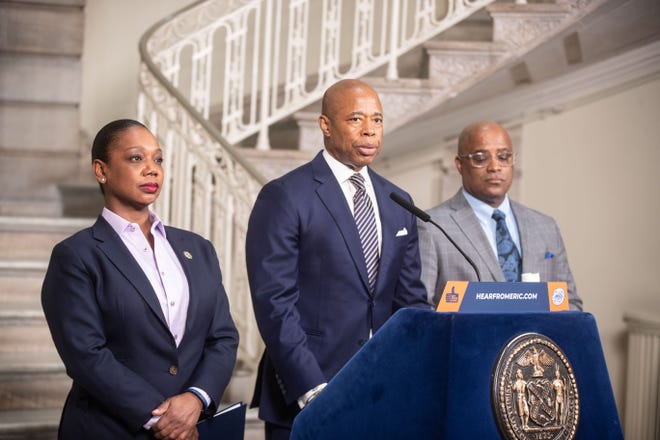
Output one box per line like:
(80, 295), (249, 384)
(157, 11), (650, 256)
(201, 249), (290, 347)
(389, 192), (481, 281)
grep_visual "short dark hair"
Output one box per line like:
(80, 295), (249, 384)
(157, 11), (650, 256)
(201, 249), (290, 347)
(91, 119), (148, 163)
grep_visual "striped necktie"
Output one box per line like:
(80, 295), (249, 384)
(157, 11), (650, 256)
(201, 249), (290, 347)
(349, 173), (379, 293)
(492, 209), (521, 282)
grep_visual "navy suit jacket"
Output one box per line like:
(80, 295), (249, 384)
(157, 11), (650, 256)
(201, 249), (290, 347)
(245, 152), (430, 427)
(41, 216), (239, 439)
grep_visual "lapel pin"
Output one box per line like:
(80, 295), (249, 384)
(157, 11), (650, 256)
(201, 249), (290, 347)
(183, 251), (193, 260)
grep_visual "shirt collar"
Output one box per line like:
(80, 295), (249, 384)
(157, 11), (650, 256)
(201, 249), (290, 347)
(322, 150), (371, 186)
(102, 207), (166, 238)
(461, 188), (513, 219)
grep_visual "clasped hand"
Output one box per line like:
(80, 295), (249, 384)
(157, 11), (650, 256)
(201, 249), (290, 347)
(151, 392), (203, 440)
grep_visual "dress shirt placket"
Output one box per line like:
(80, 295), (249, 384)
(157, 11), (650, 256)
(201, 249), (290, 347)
(152, 233), (188, 346)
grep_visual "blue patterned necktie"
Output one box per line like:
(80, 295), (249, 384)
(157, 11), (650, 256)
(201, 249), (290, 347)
(349, 173), (379, 293)
(492, 209), (521, 282)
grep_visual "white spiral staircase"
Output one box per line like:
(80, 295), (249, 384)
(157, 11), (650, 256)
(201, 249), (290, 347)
(0, 0), (626, 438)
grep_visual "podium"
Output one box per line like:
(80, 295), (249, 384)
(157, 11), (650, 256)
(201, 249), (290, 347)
(290, 308), (622, 439)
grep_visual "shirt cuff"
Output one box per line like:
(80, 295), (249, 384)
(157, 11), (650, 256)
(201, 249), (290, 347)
(144, 415), (160, 430)
(145, 387), (211, 430)
(187, 387), (211, 410)
(297, 383), (327, 409)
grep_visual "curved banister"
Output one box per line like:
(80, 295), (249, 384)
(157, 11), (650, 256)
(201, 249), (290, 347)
(138, 2), (267, 186)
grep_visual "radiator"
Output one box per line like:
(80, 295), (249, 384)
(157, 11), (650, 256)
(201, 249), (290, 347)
(624, 311), (660, 440)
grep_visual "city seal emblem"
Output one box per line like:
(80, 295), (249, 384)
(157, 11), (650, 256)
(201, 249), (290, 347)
(492, 333), (579, 440)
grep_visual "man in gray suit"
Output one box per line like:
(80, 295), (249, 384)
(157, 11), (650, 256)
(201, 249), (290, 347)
(418, 120), (582, 310)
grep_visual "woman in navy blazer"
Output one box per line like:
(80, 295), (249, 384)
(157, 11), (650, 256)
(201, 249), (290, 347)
(41, 119), (239, 439)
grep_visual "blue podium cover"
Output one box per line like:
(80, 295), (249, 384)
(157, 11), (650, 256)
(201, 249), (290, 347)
(290, 309), (622, 439)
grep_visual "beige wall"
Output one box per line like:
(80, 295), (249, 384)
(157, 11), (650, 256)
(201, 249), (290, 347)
(380, 77), (660, 419)
(80, 0), (189, 138)
(521, 77), (660, 416)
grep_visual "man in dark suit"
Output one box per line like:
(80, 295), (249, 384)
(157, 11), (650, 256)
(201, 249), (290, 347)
(246, 79), (430, 439)
(418, 120), (582, 310)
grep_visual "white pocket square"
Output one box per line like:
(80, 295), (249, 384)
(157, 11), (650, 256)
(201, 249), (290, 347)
(395, 227), (408, 237)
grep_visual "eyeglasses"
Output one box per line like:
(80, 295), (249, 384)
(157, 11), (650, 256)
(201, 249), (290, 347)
(457, 151), (515, 168)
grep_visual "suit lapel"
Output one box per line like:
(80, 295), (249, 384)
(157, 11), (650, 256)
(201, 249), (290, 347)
(371, 172), (395, 295)
(92, 217), (169, 329)
(311, 154), (371, 295)
(448, 192), (504, 280)
(511, 202), (534, 273)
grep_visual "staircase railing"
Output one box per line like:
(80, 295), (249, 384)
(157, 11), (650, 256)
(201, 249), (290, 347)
(138, 0), (495, 369)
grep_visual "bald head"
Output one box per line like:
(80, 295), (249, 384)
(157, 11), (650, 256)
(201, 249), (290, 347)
(321, 79), (380, 117)
(457, 121), (512, 155)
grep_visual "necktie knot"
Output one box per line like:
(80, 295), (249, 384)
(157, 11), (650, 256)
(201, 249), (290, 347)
(492, 209), (505, 222)
(349, 173), (366, 191)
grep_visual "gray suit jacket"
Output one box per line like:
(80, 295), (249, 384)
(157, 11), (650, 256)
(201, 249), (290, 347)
(418, 190), (581, 309)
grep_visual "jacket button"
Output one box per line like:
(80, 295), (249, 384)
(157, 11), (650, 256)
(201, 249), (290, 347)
(169, 365), (179, 375)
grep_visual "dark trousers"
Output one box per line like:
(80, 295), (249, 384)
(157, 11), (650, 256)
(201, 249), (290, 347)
(265, 421), (291, 440)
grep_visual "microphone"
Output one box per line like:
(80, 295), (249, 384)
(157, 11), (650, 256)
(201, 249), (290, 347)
(389, 192), (430, 222)
(389, 192), (481, 281)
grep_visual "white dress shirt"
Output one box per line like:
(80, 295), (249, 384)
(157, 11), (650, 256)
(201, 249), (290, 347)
(322, 150), (382, 252)
(461, 189), (522, 258)
(101, 208), (210, 427)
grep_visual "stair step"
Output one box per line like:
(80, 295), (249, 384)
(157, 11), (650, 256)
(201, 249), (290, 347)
(0, 217), (93, 261)
(437, 8), (493, 42)
(0, 158), (78, 207)
(0, 315), (55, 354)
(0, 101), (80, 153)
(364, 77), (445, 135)
(0, 351), (62, 368)
(487, 2), (573, 48)
(0, 352), (69, 411)
(0, 198), (62, 218)
(239, 148), (316, 181)
(57, 183), (105, 218)
(0, 310), (45, 320)
(0, 260), (47, 308)
(0, 284), (56, 356)
(0, 2), (83, 56)
(0, 52), (81, 103)
(0, 408), (60, 440)
(424, 40), (508, 89)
